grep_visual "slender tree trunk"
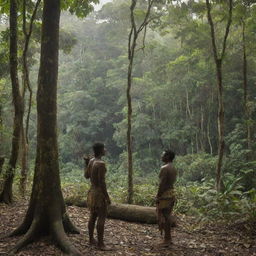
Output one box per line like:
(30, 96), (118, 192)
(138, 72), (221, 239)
(0, 157), (4, 175)
(242, 19), (251, 153)
(215, 61), (225, 192)
(195, 132), (199, 153)
(19, 0), (41, 196)
(19, 126), (28, 196)
(0, 104), (3, 155)
(207, 116), (213, 155)
(127, 0), (154, 204)
(127, 57), (134, 204)
(0, 0), (24, 204)
(206, 0), (232, 192)
(186, 87), (192, 119)
(9, 1), (81, 255)
(241, 18), (254, 189)
(200, 105), (205, 151)
(127, 1), (136, 203)
(0, 105), (4, 175)
(191, 138), (194, 154)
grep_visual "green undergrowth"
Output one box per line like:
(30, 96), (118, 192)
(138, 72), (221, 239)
(58, 164), (256, 232)
(2, 153), (255, 233)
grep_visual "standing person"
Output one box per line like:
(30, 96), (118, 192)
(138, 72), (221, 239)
(84, 142), (111, 250)
(156, 149), (177, 246)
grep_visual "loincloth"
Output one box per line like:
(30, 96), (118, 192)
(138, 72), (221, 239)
(156, 189), (176, 234)
(87, 187), (108, 214)
(157, 189), (176, 210)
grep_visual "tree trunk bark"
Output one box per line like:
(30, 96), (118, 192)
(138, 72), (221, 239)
(0, 157), (4, 175)
(242, 20), (251, 153)
(207, 116), (213, 155)
(206, 0), (232, 192)
(127, 55), (134, 204)
(10, 1), (81, 255)
(126, 0), (154, 203)
(215, 61), (225, 192)
(200, 105), (205, 152)
(19, 0), (41, 197)
(127, 0), (137, 205)
(19, 126), (28, 197)
(0, 0), (24, 204)
(0, 105), (3, 154)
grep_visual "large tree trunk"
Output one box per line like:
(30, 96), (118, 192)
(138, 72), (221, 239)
(10, 1), (81, 255)
(0, 0), (24, 204)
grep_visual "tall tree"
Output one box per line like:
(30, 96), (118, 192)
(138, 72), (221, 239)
(127, 0), (155, 204)
(9, 0), (81, 255)
(206, 0), (233, 192)
(0, 0), (24, 204)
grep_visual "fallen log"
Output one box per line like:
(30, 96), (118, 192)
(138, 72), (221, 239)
(108, 203), (157, 224)
(65, 197), (177, 226)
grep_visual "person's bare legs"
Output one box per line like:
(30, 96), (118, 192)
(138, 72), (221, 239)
(96, 212), (106, 249)
(164, 209), (171, 243)
(159, 209), (172, 247)
(88, 211), (97, 245)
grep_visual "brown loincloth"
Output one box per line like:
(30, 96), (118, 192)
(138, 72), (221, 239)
(87, 186), (108, 215)
(156, 189), (176, 234)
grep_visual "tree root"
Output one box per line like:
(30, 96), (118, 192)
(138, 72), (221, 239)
(63, 213), (80, 234)
(52, 220), (82, 256)
(8, 216), (81, 255)
(9, 207), (34, 237)
(9, 218), (40, 254)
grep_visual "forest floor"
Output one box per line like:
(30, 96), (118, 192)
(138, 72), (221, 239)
(0, 201), (255, 256)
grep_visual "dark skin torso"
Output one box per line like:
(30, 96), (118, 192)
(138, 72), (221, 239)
(85, 158), (110, 202)
(157, 163), (177, 198)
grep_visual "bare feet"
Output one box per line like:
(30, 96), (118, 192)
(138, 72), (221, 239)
(159, 239), (173, 247)
(98, 243), (113, 251)
(89, 238), (97, 246)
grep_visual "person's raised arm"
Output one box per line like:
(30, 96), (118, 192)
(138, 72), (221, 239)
(84, 157), (93, 179)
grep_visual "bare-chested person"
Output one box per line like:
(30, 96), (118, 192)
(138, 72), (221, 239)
(84, 142), (111, 250)
(156, 149), (177, 247)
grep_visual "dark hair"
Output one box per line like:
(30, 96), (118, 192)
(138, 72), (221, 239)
(164, 149), (175, 162)
(93, 142), (105, 157)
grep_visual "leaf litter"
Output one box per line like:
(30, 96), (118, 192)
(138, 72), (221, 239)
(0, 202), (255, 256)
